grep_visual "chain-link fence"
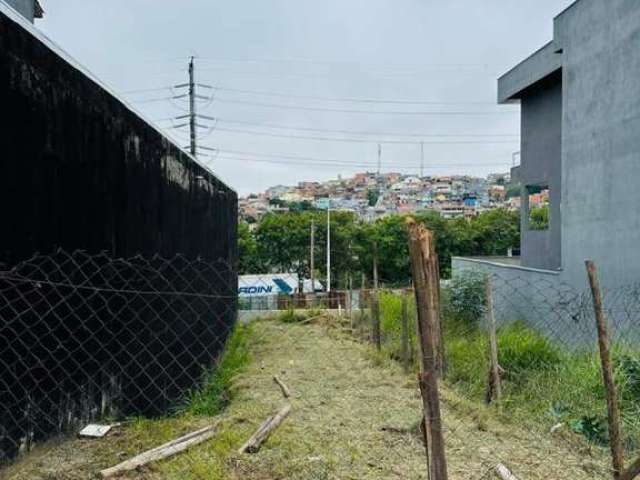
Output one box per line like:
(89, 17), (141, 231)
(4, 249), (640, 479)
(347, 266), (640, 479)
(0, 250), (236, 465)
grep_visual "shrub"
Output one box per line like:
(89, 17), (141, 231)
(615, 352), (640, 407)
(447, 270), (486, 326)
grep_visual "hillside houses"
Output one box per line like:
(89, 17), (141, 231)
(240, 171), (516, 222)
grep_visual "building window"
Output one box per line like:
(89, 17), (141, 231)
(527, 185), (549, 230)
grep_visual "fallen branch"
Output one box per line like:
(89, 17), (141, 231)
(495, 463), (520, 480)
(299, 315), (323, 325)
(238, 404), (291, 454)
(100, 423), (218, 478)
(273, 375), (291, 398)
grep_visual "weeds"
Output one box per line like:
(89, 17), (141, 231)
(371, 287), (640, 452)
(187, 322), (255, 416)
(277, 308), (308, 324)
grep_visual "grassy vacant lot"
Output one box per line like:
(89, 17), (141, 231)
(2, 316), (610, 480)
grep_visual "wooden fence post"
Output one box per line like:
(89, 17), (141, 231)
(485, 275), (502, 404)
(371, 289), (381, 350)
(434, 257), (446, 377)
(407, 219), (448, 480)
(585, 260), (624, 479)
(348, 274), (353, 328)
(401, 289), (410, 373)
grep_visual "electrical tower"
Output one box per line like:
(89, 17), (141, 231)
(171, 57), (215, 159)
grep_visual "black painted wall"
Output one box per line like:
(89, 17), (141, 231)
(0, 11), (237, 266)
(0, 9), (238, 463)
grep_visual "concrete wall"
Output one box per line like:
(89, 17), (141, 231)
(2, 0), (34, 22)
(451, 257), (640, 349)
(554, 0), (640, 290)
(518, 73), (562, 271)
(497, 0), (640, 291)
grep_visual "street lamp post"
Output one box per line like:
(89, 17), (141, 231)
(326, 199), (331, 293)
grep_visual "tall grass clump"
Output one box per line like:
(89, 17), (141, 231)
(277, 308), (307, 324)
(378, 290), (417, 363)
(497, 322), (562, 382)
(187, 322), (254, 416)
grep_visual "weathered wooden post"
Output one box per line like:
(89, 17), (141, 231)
(401, 289), (411, 373)
(371, 289), (381, 350)
(485, 274), (502, 404)
(585, 260), (624, 479)
(407, 218), (448, 480)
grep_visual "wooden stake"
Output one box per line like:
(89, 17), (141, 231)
(495, 463), (520, 480)
(407, 219), (448, 480)
(273, 375), (291, 398)
(371, 290), (381, 350)
(586, 260), (624, 479)
(100, 424), (218, 478)
(486, 275), (502, 404)
(238, 404), (291, 454)
(401, 290), (410, 373)
(434, 255), (446, 376)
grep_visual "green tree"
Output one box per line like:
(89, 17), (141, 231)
(254, 213), (312, 278)
(528, 205), (549, 231)
(238, 222), (262, 274)
(239, 208), (521, 285)
(367, 189), (380, 207)
(473, 208), (520, 254)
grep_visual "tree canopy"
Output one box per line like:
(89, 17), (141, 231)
(238, 209), (520, 287)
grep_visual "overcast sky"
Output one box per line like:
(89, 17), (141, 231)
(38, 0), (574, 195)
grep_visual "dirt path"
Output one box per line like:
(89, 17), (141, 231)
(2, 318), (610, 479)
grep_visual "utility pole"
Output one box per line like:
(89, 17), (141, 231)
(310, 219), (315, 292)
(377, 144), (382, 175)
(326, 200), (331, 293)
(172, 57), (214, 158)
(420, 141), (424, 178)
(188, 56), (197, 157)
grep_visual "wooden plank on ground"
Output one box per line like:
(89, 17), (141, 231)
(495, 463), (520, 480)
(99, 423), (218, 478)
(238, 404), (291, 454)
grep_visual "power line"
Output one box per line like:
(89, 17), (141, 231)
(210, 147), (511, 168)
(195, 56), (502, 70)
(122, 84), (509, 108)
(212, 154), (509, 170)
(120, 86), (172, 95)
(208, 118), (519, 138)
(207, 126), (519, 145)
(212, 85), (501, 106)
(130, 96), (174, 104)
(212, 97), (517, 116)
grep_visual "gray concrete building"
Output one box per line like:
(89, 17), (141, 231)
(453, 0), (640, 344)
(1, 0), (42, 23)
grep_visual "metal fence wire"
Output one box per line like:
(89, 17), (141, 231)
(4, 251), (640, 479)
(0, 250), (236, 463)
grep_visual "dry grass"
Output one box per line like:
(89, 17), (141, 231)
(2, 317), (611, 480)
